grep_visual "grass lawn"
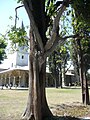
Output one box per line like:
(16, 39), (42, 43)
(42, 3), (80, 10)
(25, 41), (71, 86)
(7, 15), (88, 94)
(0, 87), (90, 120)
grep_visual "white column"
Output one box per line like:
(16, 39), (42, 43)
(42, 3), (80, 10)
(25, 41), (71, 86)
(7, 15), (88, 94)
(0, 77), (3, 86)
(13, 76), (15, 87)
(9, 76), (11, 85)
(9, 76), (12, 89)
(0, 77), (2, 86)
(1, 77), (3, 89)
(18, 76), (21, 87)
(21, 73), (26, 87)
(5, 77), (7, 86)
(1, 77), (4, 86)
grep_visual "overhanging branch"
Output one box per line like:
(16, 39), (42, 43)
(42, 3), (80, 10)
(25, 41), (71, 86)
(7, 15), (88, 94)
(60, 34), (78, 40)
(15, 5), (24, 27)
(45, 0), (70, 52)
(44, 34), (78, 58)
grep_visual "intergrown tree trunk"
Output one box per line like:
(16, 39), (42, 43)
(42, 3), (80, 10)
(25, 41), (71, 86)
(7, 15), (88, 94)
(22, 29), (52, 120)
(21, 0), (70, 119)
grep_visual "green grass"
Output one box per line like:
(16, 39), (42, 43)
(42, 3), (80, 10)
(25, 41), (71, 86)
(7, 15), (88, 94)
(0, 90), (28, 120)
(46, 88), (82, 107)
(0, 87), (89, 120)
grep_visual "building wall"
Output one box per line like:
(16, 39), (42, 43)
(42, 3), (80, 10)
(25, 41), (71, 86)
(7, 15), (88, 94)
(16, 52), (28, 66)
(8, 52), (17, 68)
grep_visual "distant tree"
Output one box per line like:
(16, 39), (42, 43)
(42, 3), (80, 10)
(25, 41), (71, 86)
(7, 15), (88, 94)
(49, 44), (70, 88)
(48, 51), (59, 88)
(0, 36), (7, 63)
(70, 38), (80, 84)
(71, 0), (90, 104)
(48, 5), (72, 88)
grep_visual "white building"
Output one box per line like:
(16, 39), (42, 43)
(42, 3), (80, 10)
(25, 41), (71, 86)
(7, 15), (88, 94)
(0, 37), (29, 88)
(8, 45), (29, 68)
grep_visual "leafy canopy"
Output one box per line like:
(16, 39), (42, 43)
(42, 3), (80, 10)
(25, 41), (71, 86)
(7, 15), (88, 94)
(8, 26), (27, 46)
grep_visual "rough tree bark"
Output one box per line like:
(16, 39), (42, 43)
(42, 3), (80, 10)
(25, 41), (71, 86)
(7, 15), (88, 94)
(22, 29), (52, 120)
(21, 0), (70, 120)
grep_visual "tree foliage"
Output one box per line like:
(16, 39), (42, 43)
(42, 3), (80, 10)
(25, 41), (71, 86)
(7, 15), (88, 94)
(71, 0), (90, 104)
(0, 36), (7, 63)
(8, 26), (27, 47)
(72, 0), (90, 25)
(71, 0), (90, 72)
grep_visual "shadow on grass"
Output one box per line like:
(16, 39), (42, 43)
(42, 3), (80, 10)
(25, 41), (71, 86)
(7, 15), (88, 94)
(44, 116), (81, 120)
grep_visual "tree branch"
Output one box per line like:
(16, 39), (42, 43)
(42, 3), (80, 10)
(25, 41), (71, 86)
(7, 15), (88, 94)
(45, 0), (70, 52)
(44, 34), (78, 58)
(44, 37), (65, 58)
(60, 34), (78, 40)
(23, 0), (44, 53)
(15, 5), (24, 27)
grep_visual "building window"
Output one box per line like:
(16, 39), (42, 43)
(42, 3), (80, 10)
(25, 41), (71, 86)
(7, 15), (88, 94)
(22, 55), (24, 59)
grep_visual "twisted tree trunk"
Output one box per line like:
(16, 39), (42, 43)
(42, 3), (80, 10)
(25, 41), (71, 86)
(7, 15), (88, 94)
(22, 30), (52, 120)
(22, 0), (70, 119)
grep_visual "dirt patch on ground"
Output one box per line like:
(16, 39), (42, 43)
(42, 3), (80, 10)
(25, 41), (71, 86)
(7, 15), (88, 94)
(0, 102), (90, 120)
(50, 102), (90, 118)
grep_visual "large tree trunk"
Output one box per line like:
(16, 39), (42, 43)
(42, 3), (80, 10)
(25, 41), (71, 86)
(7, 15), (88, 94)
(22, 57), (52, 120)
(22, 0), (70, 119)
(39, 62), (53, 119)
(22, 30), (52, 120)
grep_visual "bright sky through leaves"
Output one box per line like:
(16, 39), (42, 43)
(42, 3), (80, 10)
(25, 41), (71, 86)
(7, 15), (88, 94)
(0, 0), (29, 35)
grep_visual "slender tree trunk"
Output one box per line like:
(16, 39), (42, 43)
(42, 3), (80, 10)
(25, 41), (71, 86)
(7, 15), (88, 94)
(53, 51), (58, 88)
(58, 63), (62, 88)
(79, 62), (89, 104)
(59, 71), (62, 88)
(83, 70), (89, 105)
(77, 39), (89, 105)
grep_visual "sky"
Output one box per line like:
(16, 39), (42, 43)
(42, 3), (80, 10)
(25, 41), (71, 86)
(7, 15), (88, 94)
(0, 0), (30, 68)
(0, 0), (30, 35)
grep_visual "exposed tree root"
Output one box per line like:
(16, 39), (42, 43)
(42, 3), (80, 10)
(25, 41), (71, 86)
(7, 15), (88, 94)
(21, 114), (35, 120)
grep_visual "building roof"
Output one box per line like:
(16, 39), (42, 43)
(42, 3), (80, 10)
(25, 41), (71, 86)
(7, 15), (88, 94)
(0, 68), (28, 74)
